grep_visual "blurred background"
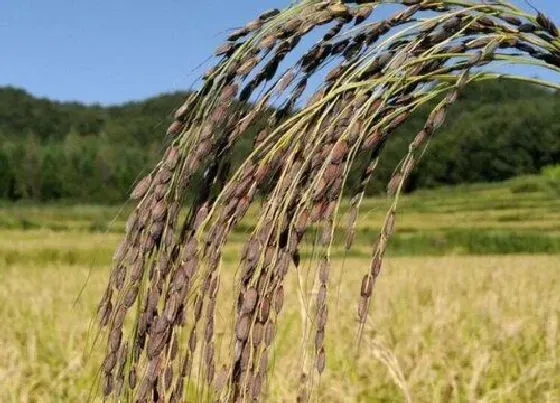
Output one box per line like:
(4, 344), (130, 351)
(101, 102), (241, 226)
(0, 1), (559, 401)
(0, 0), (558, 204)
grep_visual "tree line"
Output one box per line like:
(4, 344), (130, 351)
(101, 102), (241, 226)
(0, 80), (558, 203)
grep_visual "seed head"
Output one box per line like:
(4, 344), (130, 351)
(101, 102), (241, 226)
(236, 314), (251, 341)
(315, 330), (325, 352)
(316, 347), (326, 373)
(361, 275), (374, 297)
(242, 287), (258, 313)
(131, 174), (152, 200)
(258, 298), (271, 323)
(274, 286), (284, 314)
(104, 352), (117, 374)
(265, 320), (276, 345)
(252, 322), (264, 346)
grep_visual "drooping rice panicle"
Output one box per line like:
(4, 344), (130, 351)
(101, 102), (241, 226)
(95, 1), (560, 401)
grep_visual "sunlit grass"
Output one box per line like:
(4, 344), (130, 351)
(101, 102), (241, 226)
(1, 256), (558, 402)
(1, 177), (559, 401)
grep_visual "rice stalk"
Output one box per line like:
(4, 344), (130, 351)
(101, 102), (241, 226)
(95, 1), (560, 401)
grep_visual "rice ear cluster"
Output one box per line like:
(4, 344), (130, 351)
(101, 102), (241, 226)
(96, 1), (559, 400)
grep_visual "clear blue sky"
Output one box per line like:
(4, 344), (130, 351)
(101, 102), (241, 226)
(1, 1), (558, 105)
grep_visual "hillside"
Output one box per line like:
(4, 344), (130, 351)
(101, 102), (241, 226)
(0, 87), (187, 144)
(0, 80), (558, 202)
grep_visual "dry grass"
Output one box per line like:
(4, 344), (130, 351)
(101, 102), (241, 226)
(1, 254), (558, 402)
(0, 185), (559, 402)
(0, 177), (558, 402)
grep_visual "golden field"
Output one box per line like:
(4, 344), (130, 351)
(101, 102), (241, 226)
(1, 178), (559, 402)
(1, 244), (558, 401)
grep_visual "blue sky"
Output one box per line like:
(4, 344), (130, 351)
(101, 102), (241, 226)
(1, 1), (558, 105)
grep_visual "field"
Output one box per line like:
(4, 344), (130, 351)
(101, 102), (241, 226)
(1, 176), (559, 402)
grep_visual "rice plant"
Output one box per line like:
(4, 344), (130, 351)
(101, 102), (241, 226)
(95, 1), (559, 401)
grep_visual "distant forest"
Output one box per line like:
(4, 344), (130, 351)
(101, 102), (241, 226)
(0, 80), (558, 202)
